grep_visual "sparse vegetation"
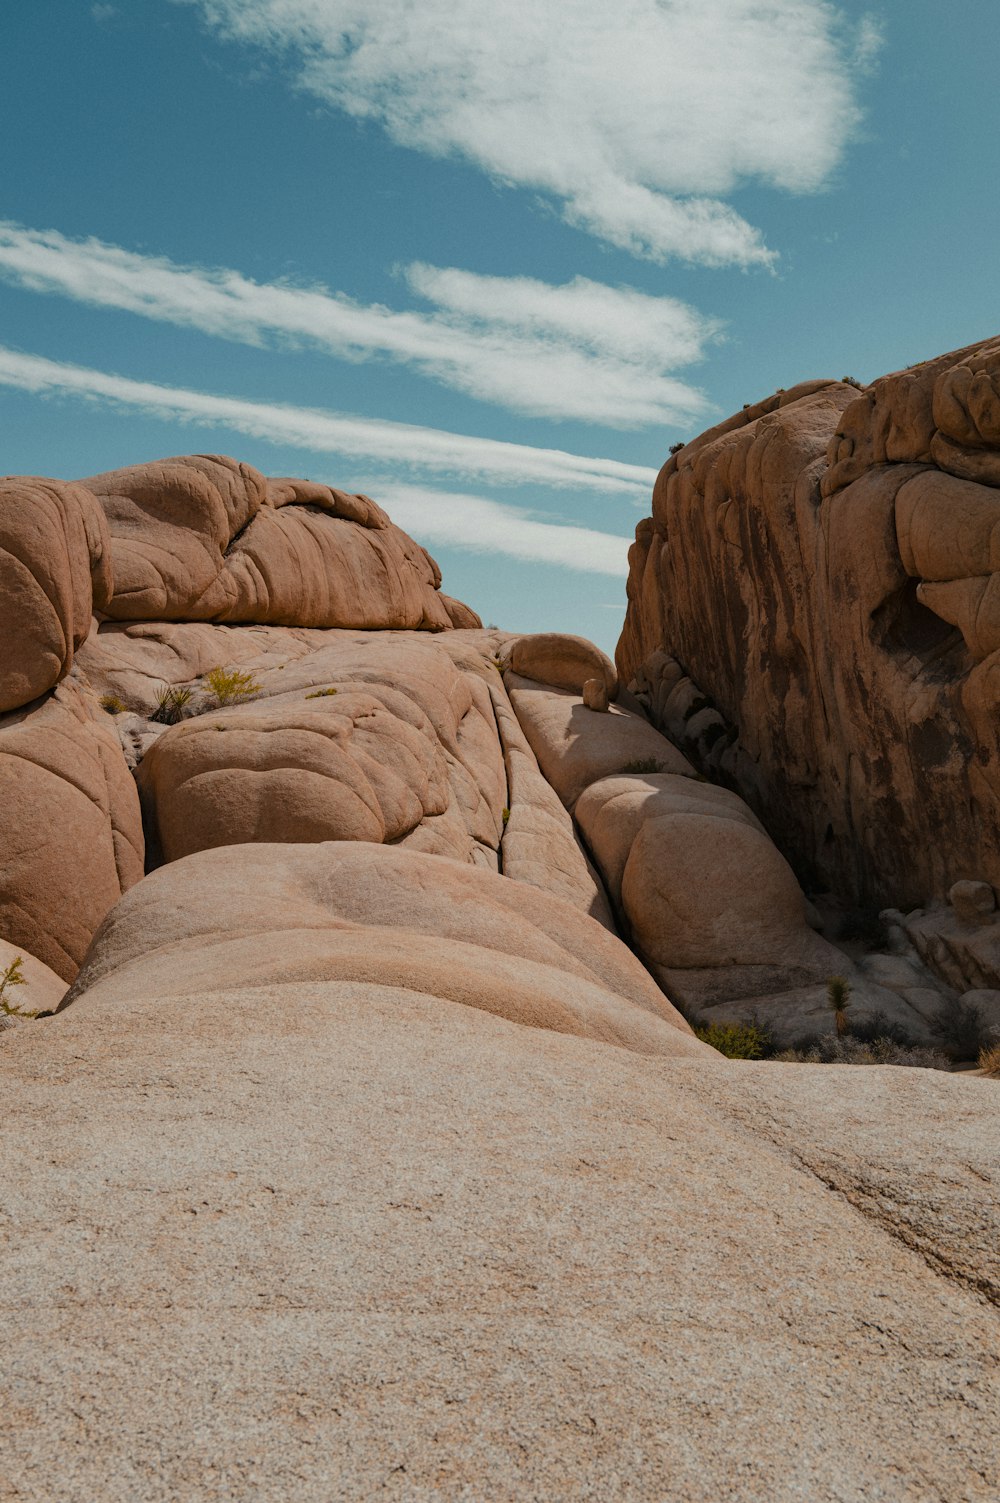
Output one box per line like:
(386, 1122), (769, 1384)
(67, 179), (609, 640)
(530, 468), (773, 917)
(775, 1035), (949, 1069)
(0, 956), (40, 1020)
(501, 807), (510, 826)
(694, 1020), (775, 1060)
(150, 684), (194, 725)
(978, 1043), (1000, 1077)
(99, 693), (127, 714)
(204, 666), (260, 706)
(841, 375), (864, 389)
(305, 687), (338, 699)
(621, 757), (665, 775)
(668, 441), (685, 455)
(827, 975), (852, 1037)
(929, 993), (993, 1061)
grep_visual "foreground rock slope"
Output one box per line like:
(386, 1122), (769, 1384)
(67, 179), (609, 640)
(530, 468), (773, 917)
(2, 437), (1000, 1500)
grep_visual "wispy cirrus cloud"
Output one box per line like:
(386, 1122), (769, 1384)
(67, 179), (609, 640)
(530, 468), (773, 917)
(0, 221), (717, 428)
(0, 345), (657, 495)
(182, 0), (879, 267)
(369, 483), (631, 576)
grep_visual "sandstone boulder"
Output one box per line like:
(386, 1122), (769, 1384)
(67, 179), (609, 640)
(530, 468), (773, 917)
(504, 672), (693, 810)
(63, 841), (700, 1058)
(134, 633), (507, 869)
(80, 454), (478, 630)
(0, 476), (112, 712)
(507, 631), (618, 697)
(0, 682), (144, 980)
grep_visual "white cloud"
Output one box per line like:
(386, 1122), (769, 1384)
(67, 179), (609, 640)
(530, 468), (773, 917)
(369, 483), (631, 575)
(0, 345), (657, 495)
(0, 222), (718, 428)
(183, 0), (874, 266)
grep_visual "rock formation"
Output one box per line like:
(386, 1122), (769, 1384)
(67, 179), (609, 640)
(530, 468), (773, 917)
(619, 341), (1000, 996)
(3, 438), (1000, 1500)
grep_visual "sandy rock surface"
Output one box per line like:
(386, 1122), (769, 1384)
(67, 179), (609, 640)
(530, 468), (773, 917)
(2, 972), (998, 1502)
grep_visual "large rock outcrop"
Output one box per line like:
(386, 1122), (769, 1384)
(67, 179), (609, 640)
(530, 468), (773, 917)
(84, 454), (475, 630)
(618, 345), (1000, 932)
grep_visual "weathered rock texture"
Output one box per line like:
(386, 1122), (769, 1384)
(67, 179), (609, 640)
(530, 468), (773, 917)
(0, 682), (144, 981)
(3, 949), (998, 1501)
(0, 476), (112, 712)
(64, 840), (699, 1058)
(85, 455), (474, 630)
(618, 347), (1000, 934)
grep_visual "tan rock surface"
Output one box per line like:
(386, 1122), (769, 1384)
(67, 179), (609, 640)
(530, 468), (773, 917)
(81, 454), (476, 630)
(0, 681), (144, 981)
(0, 937), (68, 1020)
(505, 672), (693, 810)
(62, 841), (698, 1055)
(0, 475), (112, 712)
(2, 960), (998, 1500)
(133, 633), (506, 868)
(619, 349), (1000, 947)
(507, 631), (618, 697)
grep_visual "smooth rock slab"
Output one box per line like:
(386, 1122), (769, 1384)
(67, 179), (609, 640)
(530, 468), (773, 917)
(2, 975), (998, 1501)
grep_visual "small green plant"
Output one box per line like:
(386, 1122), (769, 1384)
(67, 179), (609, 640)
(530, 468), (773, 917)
(827, 975), (852, 1037)
(978, 1042), (1000, 1077)
(305, 687), (338, 699)
(694, 1020), (775, 1060)
(204, 666), (260, 706)
(150, 684), (194, 725)
(668, 441), (685, 455)
(841, 375), (864, 389)
(620, 757), (664, 775)
(501, 807), (510, 826)
(99, 693), (127, 715)
(0, 956), (40, 1019)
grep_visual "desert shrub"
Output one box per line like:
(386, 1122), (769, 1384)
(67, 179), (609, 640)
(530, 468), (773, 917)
(694, 1020), (775, 1060)
(305, 687), (338, 699)
(776, 1034), (949, 1069)
(99, 693), (127, 714)
(668, 441), (685, 455)
(841, 375), (864, 389)
(620, 757), (664, 775)
(978, 1043), (1000, 1077)
(501, 807), (510, 826)
(150, 685), (194, 725)
(0, 956), (40, 1020)
(204, 666), (260, 706)
(849, 1009), (917, 1048)
(929, 994), (992, 1061)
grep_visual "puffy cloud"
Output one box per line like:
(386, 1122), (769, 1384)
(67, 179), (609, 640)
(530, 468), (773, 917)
(184, 0), (877, 266)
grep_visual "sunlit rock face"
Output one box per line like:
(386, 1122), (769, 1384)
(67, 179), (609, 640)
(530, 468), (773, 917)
(618, 342), (1000, 917)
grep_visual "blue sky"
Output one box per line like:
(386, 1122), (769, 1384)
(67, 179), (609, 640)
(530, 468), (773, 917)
(1, 0), (997, 652)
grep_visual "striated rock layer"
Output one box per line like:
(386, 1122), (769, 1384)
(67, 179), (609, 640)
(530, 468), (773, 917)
(618, 346), (1000, 920)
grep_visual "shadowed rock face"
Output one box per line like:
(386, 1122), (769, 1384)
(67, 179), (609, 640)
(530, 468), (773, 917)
(618, 345), (1000, 916)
